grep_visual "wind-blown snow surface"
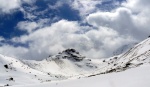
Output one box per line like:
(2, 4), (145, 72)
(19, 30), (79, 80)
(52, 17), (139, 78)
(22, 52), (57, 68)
(0, 38), (150, 87)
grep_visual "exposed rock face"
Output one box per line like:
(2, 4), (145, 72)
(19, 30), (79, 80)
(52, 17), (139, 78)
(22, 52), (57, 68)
(54, 49), (85, 61)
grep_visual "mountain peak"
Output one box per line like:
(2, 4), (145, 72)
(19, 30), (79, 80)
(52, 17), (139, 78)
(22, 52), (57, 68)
(49, 48), (85, 61)
(0, 38), (150, 86)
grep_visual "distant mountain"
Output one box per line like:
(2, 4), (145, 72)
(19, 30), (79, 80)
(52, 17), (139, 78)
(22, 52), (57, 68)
(0, 38), (150, 86)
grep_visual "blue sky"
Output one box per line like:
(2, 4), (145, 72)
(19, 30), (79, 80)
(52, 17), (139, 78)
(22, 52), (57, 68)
(0, 0), (80, 39)
(0, 0), (125, 39)
(0, 0), (150, 60)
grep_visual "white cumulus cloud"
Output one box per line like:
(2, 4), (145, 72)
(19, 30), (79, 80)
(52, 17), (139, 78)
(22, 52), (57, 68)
(0, 20), (135, 60)
(0, 0), (35, 13)
(17, 21), (38, 33)
(0, 0), (150, 60)
(0, 0), (21, 13)
(87, 0), (150, 40)
(71, 0), (101, 16)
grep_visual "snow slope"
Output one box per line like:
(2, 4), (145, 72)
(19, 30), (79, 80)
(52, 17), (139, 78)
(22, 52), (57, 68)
(102, 38), (150, 73)
(22, 49), (102, 77)
(0, 49), (103, 86)
(0, 38), (150, 87)
(0, 54), (59, 86)
(12, 65), (150, 87)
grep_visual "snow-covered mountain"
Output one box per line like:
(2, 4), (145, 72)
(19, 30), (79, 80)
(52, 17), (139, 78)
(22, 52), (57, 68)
(22, 49), (100, 77)
(103, 38), (150, 73)
(0, 48), (102, 86)
(0, 38), (150, 87)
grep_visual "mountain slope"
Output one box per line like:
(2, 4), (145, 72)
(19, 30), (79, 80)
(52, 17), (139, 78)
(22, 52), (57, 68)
(0, 54), (63, 86)
(12, 65), (150, 87)
(0, 38), (150, 86)
(0, 49), (103, 86)
(23, 49), (101, 77)
(102, 38), (150, 73)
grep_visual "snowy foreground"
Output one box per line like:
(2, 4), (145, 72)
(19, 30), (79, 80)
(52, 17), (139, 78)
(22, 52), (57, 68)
(0, 38), (150, 87)
(13, 65), (150, 87)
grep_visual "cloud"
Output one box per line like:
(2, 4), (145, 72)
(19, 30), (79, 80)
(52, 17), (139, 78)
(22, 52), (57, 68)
(9, 20), (81, 60)
(122, 0), (150, 39)
(0, 0), (21, 13)
(48, 1), (64, 9)
(71, 0), (101, 16)
(69, 0), (123, 17)
(0, 0), (35, 13)
(17, 21), (38, 33)
(87, 0), (150, 40)
(122, 0), (150, 12)
(87, 7), (136, 36)
(16, 19), (50, 33)
(22, 0), (36, 4)
(0, 45), (28, 58)
(0, 0), (150, 60)
(0, 37), (4, 41)
(0, 20), (135, 60)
